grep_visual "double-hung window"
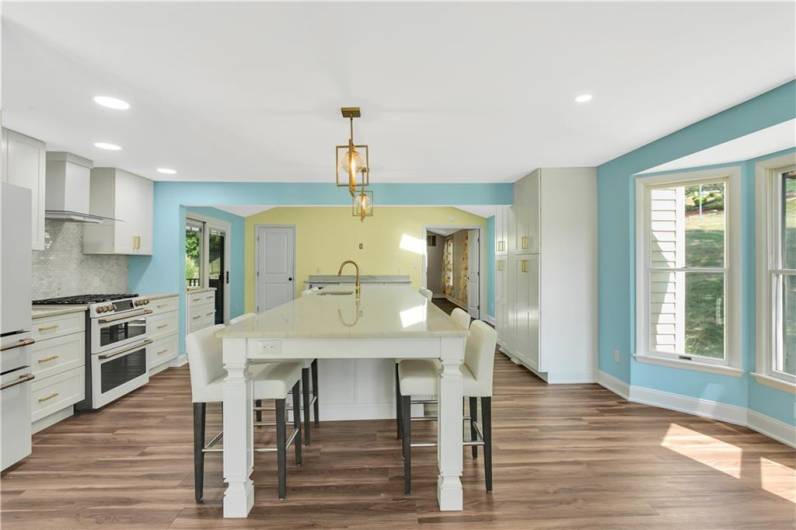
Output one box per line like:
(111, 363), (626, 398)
(636, 168), (741, 375)
(756, 156), (796, 391)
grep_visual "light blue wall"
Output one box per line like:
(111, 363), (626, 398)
(597, 80), (796, 426)
(129, 182), (512, 353)
(184, 206), (246, 319)
(486, 215), (495, 319)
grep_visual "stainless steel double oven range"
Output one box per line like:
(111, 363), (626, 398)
(33, 294), (152, 410)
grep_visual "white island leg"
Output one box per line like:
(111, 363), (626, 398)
(437, 335), (465, 511)
(222, 338), (254, 518)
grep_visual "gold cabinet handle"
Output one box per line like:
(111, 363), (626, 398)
(520, 259), (528, 273)
(156, 324), (168, 330)
(521, 236), (529, 249)
(496, 260), (505, 271)
(38, 355), (60, 364)
(205, 312), (214, 317)
(38, 392), (59, 403)
(497, 241), (505, 252)
(157, 349), (169, 356)
(38, 324), (59, 333)
(192, 315), (201, 320)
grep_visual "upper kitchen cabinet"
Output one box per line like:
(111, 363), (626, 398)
(83, 168), (153, 255)
(1, 129), (46, 250)
(511, 169), (540, 254)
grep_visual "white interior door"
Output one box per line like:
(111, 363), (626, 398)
(256, 226), (295, 312)
(467, 229), (480, 318)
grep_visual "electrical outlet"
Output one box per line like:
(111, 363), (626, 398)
(613, 349), (621, 363)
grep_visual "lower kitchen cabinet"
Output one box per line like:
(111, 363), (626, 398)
(147, 293), (179, 375)
(186, 288), (216, 334)
(30, 310), (86, 433)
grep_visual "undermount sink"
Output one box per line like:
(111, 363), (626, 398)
(318, 290), (354, 296)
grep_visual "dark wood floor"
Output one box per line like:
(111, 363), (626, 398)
(2, 355), (795, 529)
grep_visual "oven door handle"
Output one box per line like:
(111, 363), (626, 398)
(97, 309), (153, 324)
(98, 339), (153, 361)
(1, 372), (35, 391)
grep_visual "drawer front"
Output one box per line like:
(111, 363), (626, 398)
(148, 311), (178, 339)
(32, 312), (85, 342)
(189, 303), (215, 322)
(188, 290), (215, 306)
(189, 313), (215, 334)
(31, 332), (85, 380)
(31, 366), (84, 422)
(148, 335), (178, 369)
(150, 296), (178, 315)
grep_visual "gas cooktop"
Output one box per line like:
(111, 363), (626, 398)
(33, 294), (139, 305)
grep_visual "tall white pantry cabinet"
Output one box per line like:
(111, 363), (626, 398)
(494, 167), (597, 384)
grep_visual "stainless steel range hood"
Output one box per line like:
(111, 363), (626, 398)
(44, 152), (114, 224)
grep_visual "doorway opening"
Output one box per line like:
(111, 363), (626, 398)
(184, 214), (231, 323)
(425, 226), (480, 319)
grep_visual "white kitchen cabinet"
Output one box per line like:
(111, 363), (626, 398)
(147, 294), (179, 375)
(497, 167), (596, 384)
(1, 128), (46, 250)
(83, 168), (153, 255)
(187, 288), (216, 335)
(30, 310), (86, 433)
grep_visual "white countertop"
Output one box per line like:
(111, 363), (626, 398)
(32, 305), (87, 319)
(186, 287), (216, 294)
(218, 285), (463, 339)
(144, 292), (179, 301)
(307, 274), (411, 284)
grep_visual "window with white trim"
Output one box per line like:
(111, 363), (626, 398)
(636, 169), (740, 371)
(758, 162), (796, 386)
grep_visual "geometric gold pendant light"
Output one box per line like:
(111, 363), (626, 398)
(335, 107), (374, 221)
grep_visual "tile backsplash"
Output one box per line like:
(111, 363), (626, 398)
(32, 220), (128, 299)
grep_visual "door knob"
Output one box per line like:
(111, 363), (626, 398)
(288, 277), (293, 282)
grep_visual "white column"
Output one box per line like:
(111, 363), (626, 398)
(222, 337), (254, 518)
(437, 334), (465, 511)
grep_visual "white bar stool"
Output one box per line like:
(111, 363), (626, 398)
(187, 324), (304, 501)
(398, 319), (497, 493)
(395, 307), (471, 439)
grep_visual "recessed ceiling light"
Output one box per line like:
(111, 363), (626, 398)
(157, 167), (177, 175)
(94, 142), (122, 151)
(93, 96), (130, 110)
(574, 93), (593, 104)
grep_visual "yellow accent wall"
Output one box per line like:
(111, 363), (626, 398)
(244, 207), (486, 312)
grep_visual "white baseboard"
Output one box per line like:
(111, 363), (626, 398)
(595, 375), (796, 449)
(748, 410), (796, 449)
(32, 406), (74, 434)
(596, 370), (630, 400)
(172, 354), (188, 367)
(629, 385), (748, 427)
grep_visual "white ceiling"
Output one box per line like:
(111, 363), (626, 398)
(3, 2), (794, 183)
(640, 119), (796, 174)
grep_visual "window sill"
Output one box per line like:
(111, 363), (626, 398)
(634, 354), (743, 377)
(751, 372), (796, 394)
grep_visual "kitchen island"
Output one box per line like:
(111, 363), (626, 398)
(217, 284), (466, 517)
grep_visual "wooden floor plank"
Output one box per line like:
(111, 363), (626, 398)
(2, 347), (794, 529)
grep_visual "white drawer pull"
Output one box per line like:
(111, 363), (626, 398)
(38, 392), (59, 403)
(38, 355), (60, 364)
(38, 324), (59, 333)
